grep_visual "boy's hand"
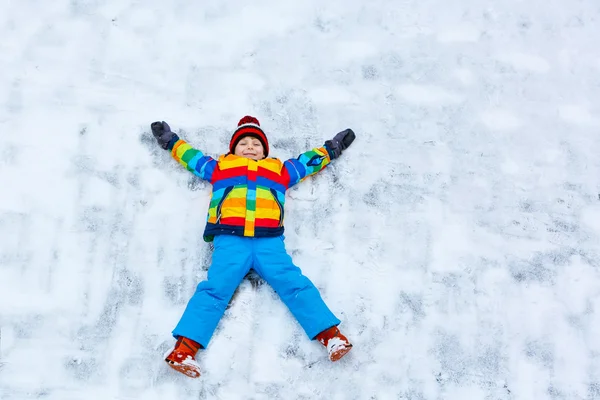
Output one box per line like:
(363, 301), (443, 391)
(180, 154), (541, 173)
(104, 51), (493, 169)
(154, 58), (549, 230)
(151, 121), (176, 150)
(324, 129), (356, 159)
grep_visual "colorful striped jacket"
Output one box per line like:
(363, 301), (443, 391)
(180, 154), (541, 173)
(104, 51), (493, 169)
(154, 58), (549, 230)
(167, 136), (332, 242)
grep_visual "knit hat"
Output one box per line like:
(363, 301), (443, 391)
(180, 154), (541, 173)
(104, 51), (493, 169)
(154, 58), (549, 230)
(229, 116), (270, 157)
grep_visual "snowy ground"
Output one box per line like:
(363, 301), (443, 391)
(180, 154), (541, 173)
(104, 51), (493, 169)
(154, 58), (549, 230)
(1, 0), (600, 399)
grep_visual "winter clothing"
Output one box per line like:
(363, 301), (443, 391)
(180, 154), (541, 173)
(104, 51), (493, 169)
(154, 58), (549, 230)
(230, 116), (270, 157)
(167, 138), (331, 242)
(315, 326), (353, 361)
(172, 234), (341, 348)
(151, 121), (176, 150)
(151, 117), (355, 376)
(324, 128), (356, 160)
(164, 337), (202, 378)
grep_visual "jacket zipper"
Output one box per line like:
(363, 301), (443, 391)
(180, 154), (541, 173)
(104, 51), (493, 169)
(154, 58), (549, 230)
(270, 188), (284, 227)
(216, 186), (234, 223)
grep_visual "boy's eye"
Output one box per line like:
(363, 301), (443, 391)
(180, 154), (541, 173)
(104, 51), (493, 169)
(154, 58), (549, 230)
(238, 139), (261, 147)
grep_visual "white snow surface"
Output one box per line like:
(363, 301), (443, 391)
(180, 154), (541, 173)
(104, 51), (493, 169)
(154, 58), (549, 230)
(1, 0), (600, 399)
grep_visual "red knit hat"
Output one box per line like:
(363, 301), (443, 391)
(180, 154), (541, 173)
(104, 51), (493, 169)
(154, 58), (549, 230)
(229, 116), (270, 157)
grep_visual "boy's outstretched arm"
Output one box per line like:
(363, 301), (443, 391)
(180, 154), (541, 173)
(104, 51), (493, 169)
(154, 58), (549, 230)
(283, 128), (356, 188)
(150, 121), (217, 181)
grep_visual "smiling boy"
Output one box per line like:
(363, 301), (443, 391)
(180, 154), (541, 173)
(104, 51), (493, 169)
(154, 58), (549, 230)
(151, 116), (356, 378)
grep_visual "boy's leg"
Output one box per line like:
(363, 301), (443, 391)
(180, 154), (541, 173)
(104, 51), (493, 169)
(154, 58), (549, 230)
(172, 235), (252, 348)
(252, 236), (341, 340)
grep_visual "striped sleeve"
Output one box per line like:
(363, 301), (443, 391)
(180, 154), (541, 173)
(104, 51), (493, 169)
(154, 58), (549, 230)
(169, 138), (217, 181)
(283, 146), (331, 188)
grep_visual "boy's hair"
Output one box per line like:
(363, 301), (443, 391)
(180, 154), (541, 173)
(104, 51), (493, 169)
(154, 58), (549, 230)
(229, 116), (270, 157)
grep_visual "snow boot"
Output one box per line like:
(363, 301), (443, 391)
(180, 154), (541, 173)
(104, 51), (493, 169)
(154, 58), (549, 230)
(164, 336), (202, 378)
(316, 326), (353, 362)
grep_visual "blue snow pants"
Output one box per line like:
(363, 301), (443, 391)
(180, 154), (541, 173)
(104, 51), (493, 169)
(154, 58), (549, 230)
(172, 235), (341, 348)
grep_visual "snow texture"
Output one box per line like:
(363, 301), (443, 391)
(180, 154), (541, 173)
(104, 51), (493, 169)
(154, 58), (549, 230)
(1, 0), (600, 399)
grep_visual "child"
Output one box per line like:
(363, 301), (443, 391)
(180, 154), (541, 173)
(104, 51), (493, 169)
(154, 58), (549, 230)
(151, 116), (356, 378)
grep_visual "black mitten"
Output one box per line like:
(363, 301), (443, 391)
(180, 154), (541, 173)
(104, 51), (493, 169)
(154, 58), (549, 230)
(151, 121), (177, 150)
(324, 129), (356, 159)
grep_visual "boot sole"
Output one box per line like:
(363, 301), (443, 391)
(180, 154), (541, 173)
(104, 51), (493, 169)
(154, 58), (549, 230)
(330, 344), (353, 362)
(166, 359), (201, 378)
(164, 346), (201, 378)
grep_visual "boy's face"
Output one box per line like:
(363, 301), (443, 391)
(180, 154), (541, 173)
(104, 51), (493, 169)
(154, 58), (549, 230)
(234, 136), (265, 160)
